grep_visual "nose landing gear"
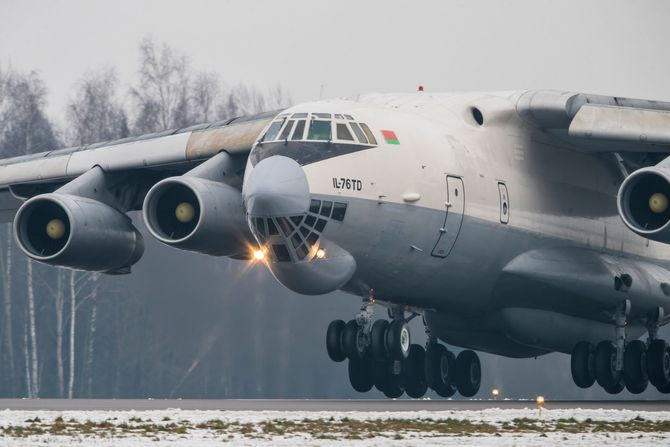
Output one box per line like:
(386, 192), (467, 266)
(325, 302), (482, 398)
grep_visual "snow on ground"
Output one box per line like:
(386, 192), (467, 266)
(0, 407), (669, 446)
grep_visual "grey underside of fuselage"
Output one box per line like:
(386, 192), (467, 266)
(312, 194), (670, 358)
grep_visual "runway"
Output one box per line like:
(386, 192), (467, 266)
(0, 398), (668, 411)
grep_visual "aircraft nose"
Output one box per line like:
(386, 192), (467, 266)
(244, 155), (310, 217)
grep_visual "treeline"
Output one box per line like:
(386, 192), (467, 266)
(0, 38), (302, 398)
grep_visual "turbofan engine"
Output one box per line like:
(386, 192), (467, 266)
(14, 193), (144, 273)
(618, 165), (670, 243)
(142, 152), (253, 257)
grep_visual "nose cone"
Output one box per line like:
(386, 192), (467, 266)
(244, 155), (310, 217)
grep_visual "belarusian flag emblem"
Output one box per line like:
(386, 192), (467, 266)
(381, 130), (399, 145)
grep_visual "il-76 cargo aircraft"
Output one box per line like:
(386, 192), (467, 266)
(1, 89), (670, 398)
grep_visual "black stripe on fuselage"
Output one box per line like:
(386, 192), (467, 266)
(250, 141), (376, 167)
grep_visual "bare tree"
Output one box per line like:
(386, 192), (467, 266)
(191, 72), (221, 123)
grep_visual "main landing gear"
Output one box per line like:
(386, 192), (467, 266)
(326, 302), (481, 398)
(571, 302), (670, 394)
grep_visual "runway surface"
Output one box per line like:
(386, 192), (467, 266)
(1, 398), (668, 411)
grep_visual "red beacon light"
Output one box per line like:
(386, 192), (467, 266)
(418, 85), (424, 92)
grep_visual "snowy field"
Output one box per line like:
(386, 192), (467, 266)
(1, 407), (669, 446)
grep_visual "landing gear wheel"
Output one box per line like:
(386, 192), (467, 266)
(455, 350), (481, 397)
(603, 378), (625, 394)
(342, 319), (366, 360)
(425, 344), (456, 397)
(386, 320), (410, 360)
(371, 360), (389, 392)
(326, 320), (346, 362)
(403, 344), (428, 398)
(571, 341), (596, 388)
(348, 357), (373, 393)
(657, 381), (670, 394)
(371, 320), (389, 361)
(595, 341), (621, 389)
(382, 370), (404, 398)
(623, 340), (648, 394)
(647, 339), (670, 389)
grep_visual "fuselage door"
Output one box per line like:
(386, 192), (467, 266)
(431, 176), (465, 258)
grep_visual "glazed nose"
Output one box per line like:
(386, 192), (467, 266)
(243, 155), (310, 217)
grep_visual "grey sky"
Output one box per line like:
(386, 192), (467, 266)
(1, 0), (669, 124)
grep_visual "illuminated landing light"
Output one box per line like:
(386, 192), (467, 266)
(253, 249), (266, 261)
(46, 219), (66, 239)
(536, 395), (545, 416)
(175, 202), (195, 223)
(649, 193), (668, 214)
(316, 248), (326, 259)
(491, 388), (500, 400)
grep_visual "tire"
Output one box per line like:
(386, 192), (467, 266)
(425, 344), (456, 397)
(326, 320), (346, 362)
(348, 357), (373, 393)
(386, 320), (411, 360)
(595, 341), (621, 389)
(647, 339), (670, 388)
(657, 380), (670, 394)
(403, 344), (428, 398)
(455, 350), (481, 397)
(571, 341), (595, 388)
(371, 320), (389, 361)
(623, 340), (648, 394)
(342, 319), (365, 360)
(603, 378), (625, 395)
(371, 360), (389, 392)
(383, 372), (404, 398)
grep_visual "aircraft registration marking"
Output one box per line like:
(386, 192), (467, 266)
(333, 178), (363, 191)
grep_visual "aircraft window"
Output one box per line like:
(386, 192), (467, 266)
(349, 123), (368, 144)
(262, 120), (283, 142)
(300, 226), (310, 237)
(255, 217), (266, 237)
(309, 200), (321, 214)
(272, 244), (291, 262)
(296, 244), (309, 260)
(320, 201), (333, 217)
(279, 120), (295, 140)
(291, 232), (302, 248)
(315, 218), (327, 232)
(291, 120), (306, 140)
(336, 123), (354, 141)
(292, 113), (308, 118)
(307, 120), (331, 141)
(291, 215), (304, 226)
(267, 218), (279, 235)
(305, 215), (316, 227)
(344, 114), (354, 120)
(334, 114), (344, 119)
(360, 123), (377, 145)
(332, 202), (347, 221)
(313, 113), (332, 119)
(306, 232), (319, 246)
(277, 217), (293, 236)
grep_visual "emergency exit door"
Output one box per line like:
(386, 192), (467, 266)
(431, 176), (464, 258)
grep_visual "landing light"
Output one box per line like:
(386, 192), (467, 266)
(491, 388), (500, 399)
(316, 248), (326, 259)
(253, 249), (266, 261)
(46, 219), (66, 240)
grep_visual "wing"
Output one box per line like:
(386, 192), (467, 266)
(516, 90), (670, 168)
(0, 110), (277, 221)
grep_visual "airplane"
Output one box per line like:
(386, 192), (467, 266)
(1, 88), (670, 398)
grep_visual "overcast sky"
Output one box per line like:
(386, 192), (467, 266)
(1, 0), (669, 123)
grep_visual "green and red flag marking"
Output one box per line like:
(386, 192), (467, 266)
(381, 130), (400, 145)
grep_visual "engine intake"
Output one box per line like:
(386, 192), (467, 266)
(618, 166), (670, 242)
(14, 193), (144, 272)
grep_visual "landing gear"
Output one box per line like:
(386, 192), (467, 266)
(647, 339), (670, 390)
(594, 341), (621, 390)
(571, 341), (596, 388)
(623, 340), (648, 394)
(325, 303), (481, 398)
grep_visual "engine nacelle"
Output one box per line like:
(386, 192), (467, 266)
(142, 176), (251, 256)
(618, 165), (670, 243)
(14, 193), (144, 272)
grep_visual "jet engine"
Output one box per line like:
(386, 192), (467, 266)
(142, 152), (252, 256)
(618, 165), (670, 243)
(14, 193), (144, 272)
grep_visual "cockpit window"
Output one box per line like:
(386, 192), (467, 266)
(279, 120), (295, 140)
(334, 114), (343, 119)
(344, 114), (354, 120)
(336, 123), (354, 141)
(292, 112), (308, 118)
(360, 123), (377, 145)
(272, 244), (291, 262)
(313, 113), (331, 119)
(291, 120), (305, 140)
(349, 122), (368, 144)
(307, 120), (331, 141)
(261, 120), (284, 142)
